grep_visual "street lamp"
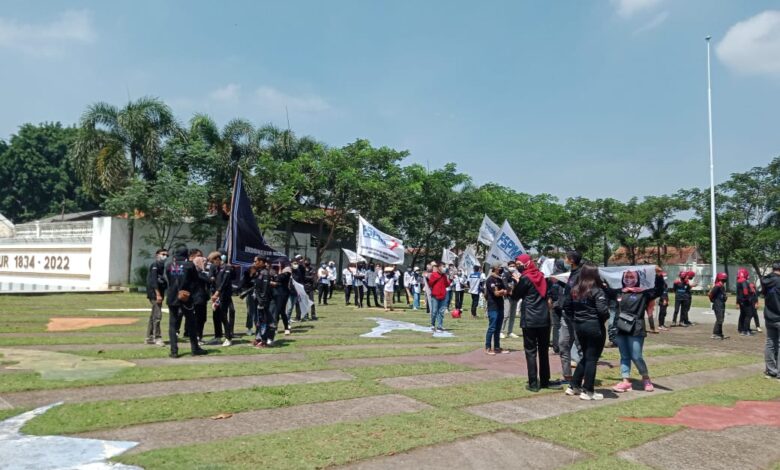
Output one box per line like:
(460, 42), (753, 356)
(705, 35), (717, 284)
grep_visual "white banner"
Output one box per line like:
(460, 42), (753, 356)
(552, 265), (657, 290)
(292, 280), (313, 314)
(460, 245), (479, 273)
(341, 248), (367, 264)
(477, 215), (500, 246)
(357, 216), (405, 265)
(442, 248), (457, 265)
(0, 248), (91, 278)
(486, 220), (526, 265)
(539, 257), (556, 277)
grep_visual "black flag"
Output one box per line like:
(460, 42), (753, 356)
(226, 170), (288, 267)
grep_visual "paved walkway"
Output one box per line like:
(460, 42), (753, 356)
(0, 370), (354, 408)
(80, 394), (431, 453)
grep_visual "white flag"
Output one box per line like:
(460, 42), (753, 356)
(552, 265), (657, 290)
(342, 248), (367, 264)
(540, 257), (556, 277)
(478, 215), (500, 246)
(292, 280), (313, 314)
(357, 216), (405, 265)
(486, 220), (526, 265)
(460, 245), (479, 273)
(442, 248), (457, 265)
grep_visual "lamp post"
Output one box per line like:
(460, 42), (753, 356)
(706, 35), (717, 283)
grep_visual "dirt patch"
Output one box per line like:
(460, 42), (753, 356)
(624, 401), (780, 431)
(47, 317), (139, 332)
(0, 348), (134, 381)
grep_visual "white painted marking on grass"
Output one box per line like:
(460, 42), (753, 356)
(0, 403), (140, 469)
(361, 317), (455, 338)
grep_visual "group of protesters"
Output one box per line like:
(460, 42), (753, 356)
(145, 244), (780, 394)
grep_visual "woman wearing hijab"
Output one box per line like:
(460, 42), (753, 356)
(736, 268), (756, 336)
(612, 268), (664, 393)
(710, 272), (729, 340)
(511, 254), (557, 391)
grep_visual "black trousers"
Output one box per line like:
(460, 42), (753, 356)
(194, 302), (207, 340)
(245, 295), (255, 330)
(214, 296), (235, 339)
(344, 285), (353, 305)
(738, 304), (753, 333)
(471, 293), (480, 317)
(304, 290), (317, 319)
(673, 298), (691, 324)
(522, 325), (551, 388)
(455, 291), (465, 310)
(752, 305), (761, 328)
(273, 295), (290, 331)
(395, 286), (408, 304)
(168, 304), (199, 355)
(572, 320), (605, 393)
(366, 286), (378, 307)
(658, 302), (668, 327)
(356, 285), (365, 308)
(713, 302), (726, 337)
(318, 284), (329, 305)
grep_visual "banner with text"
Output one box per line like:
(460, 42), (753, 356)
(486, 220), (526, 265)
(552, 265), (657, 290)
(460, 245), (479, 273)
(342, 248), (367, 264)
(356, 216), (405, 265)
(442, 248), (457, 265)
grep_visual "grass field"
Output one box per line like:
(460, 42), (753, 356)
(0, 291), (773, 469)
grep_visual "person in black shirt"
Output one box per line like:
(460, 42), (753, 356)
(165, 246), (208, 358)
(563, 262), (609, 400)
(301, 258), (318, 321)
(736, 268), (756, 335)
(761, 261), (780, 378)
(243, 256), (274, 347)
(556, 250), (584, 384)
(657, 272), (670, 330)
(189, 249), (210, 345)
(709, 272), (729, 340)
(145, 248), (168, 346)
(512, 254), (557, 392)
(548, 259), (566, 354)
(672, 271), (695, 326)
(484, 264), (509, 355)
(271, 263), (292, 340)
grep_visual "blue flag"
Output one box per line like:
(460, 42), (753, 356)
(226, 170), (288, 267)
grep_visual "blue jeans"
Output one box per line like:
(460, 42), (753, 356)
(614, 334), (649, 378)
(486, 309), (504, 349)
(413, 291), (420, 309)
(607, 302), (618, 343)
(286, 292), (297, 318)
(444, 290), (452, 308)
(430, 297), (446, 329)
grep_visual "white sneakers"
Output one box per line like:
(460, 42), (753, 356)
(509, 333), (520, 338)
(499, 332), (506, 339)
(284, 329), (291, 336)
(155, 339), (165, 347)
(579, 392), (604, 401)
(222, 338), (232, 347)
(565, 386), (581, 396)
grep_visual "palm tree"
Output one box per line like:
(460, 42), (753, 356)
(70, 97), (178, 195)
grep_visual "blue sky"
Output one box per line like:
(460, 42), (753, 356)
(1, 0), (779, 200)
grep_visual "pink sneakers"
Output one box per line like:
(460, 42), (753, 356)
(643, 379), (654, 392)
(612, 381), (632, 393)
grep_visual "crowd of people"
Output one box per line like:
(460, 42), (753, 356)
(145, 246), (780, 399)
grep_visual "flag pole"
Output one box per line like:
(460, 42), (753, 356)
(706, 35), (718, 284)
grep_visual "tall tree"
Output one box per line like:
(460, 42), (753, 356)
(0, 123), (97, 223)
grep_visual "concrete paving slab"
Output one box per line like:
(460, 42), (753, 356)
(338, 430), (584, 470)
(380, 369), (515, 390)
(620, 425), (780, 470)
(301, 342), (478, 351)
(465, 363), (762, 424)
(79, 394), (432, 453)
(328, 355), (443, 368)
(0, 369), (354, 408)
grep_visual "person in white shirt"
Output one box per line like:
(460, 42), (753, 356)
(342, 264), (355, 306)
(376, 265), (385, 304)
(468, 266), (486, 318)
(365, 263), (378, 307)
(423, 263), (433, 314)
(383, 268), (396, 311)
(410, 266), (422, 310)
(453, 269), (467, 311)
(354, 262), (367, 308)
(327, 261), (337, 300)
(317, 264), (330, 305)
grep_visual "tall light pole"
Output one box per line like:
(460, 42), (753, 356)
(706, 36), (717, 283)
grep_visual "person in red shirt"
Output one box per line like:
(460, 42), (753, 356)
(428, 261), (452, 332)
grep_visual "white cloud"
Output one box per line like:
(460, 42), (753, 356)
(0, 10), (95, 56)
(633, 10), (669, 35)
(716, 10), (780, 78)
(254, 86), (331, 114)
(209, 83), (241, 103)
(611, 0), (664, 18)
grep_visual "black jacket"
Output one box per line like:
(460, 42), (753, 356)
(564, 286), (609, 324)
(736, 281), (752, 306)
(303, 266), (316, 293)
(191, 266), (210, 306)
(146, 259), (167, 301)
(762, 273), (780, 325)
(511, 276), (550, 328)
(709, 284), (727, 310)
(215, 265), (234, 300)
(165, 257), (197, 307)
(616, 274), (664, 337)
